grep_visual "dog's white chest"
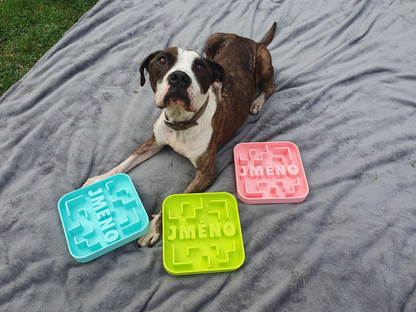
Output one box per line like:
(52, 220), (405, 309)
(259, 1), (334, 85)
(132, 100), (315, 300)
(153, 97), (217, 166)
(168, 128), (212, 165)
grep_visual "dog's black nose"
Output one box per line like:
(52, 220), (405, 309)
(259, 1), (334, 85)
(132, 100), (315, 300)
(168, 71), (191, 88)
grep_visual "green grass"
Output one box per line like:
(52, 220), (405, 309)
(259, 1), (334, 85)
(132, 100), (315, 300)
(0, 0), (98, 97)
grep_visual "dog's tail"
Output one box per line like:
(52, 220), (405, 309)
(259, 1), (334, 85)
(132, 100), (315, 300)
(261, 22), (277, 47)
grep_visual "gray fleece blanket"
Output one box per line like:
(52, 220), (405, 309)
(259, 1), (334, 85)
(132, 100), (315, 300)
(1, 0), (416, 310)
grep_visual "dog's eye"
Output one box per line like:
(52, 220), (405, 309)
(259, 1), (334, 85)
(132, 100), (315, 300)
(158, 57), (167, 65)
(196, 63), (204, 71)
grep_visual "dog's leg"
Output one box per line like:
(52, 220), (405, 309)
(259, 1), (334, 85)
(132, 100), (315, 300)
(184, 151), (217, 193)
(137, 154), (216, 247)
(250, 46), (275, 115)
(183, 168), (216, 194)
(83, 134), (164, 187)
(137, 211), (162, 248)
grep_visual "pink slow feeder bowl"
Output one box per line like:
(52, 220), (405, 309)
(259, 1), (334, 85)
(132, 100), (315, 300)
(234, 142), (309, 204)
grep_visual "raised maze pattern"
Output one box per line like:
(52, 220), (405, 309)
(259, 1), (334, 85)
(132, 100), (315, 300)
(234, 142), (309, 204)
(163, 193), (245, 275)
(58, 174), (149, 262)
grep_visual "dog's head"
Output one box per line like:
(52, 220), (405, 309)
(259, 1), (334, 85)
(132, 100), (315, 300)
(140, 47), (223, 112)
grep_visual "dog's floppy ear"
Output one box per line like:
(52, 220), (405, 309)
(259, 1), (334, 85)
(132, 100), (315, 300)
(139, 50), (161, 87)
(206, 58), (225, 92)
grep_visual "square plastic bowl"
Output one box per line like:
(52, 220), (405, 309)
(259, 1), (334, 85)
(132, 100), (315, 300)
(163, 192), (245, 275)
(57, 173), (149, 263)
(234, 142), (309, 204)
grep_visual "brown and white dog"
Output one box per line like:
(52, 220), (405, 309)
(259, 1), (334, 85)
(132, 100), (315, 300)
(83, 23), (277, 247)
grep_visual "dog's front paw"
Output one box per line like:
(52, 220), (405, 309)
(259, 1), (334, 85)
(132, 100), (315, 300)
(138, 211), (162, 247)
(82, 175), (105, 187)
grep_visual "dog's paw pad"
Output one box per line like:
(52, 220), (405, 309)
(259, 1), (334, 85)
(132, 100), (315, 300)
(250, 105), (260, 115)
